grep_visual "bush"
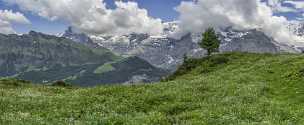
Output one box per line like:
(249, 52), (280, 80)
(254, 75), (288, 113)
(51, 81), (72, 87)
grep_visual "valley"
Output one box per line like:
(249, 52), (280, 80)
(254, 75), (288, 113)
(0, 31), (167, 86)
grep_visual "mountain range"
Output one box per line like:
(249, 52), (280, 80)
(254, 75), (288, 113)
(1, 21), (303, 86)
(0, 31), (167, 86)
(62, 22), (302, 71)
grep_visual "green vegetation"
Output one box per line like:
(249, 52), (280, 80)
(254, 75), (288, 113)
(200, 28), (220, 56)
(94, 62), (115, 74)
(0, 78), (32, 88)
(1, 53), (304, 124)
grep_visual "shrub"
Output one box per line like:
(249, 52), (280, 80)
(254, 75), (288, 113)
(51, 80), (72, 87)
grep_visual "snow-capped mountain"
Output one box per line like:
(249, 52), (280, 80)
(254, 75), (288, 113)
(288, 22), (304, 37)
(287, 22), (304, 52)
(90, 33), (199, 71)
(62, 22), (298, 71)
(218, 28), (293, 53)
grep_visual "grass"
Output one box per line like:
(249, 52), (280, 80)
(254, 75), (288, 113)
(1, 52), (304, 124)
(94, 63), (115, 74)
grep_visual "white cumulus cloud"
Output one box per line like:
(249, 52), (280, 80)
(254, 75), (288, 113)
(0, 10), (30, 34)
(284, 1), (304, 10)
(173, 0), (304, 44)
(268, 0), (298, 12)
(3, 0), (164, 36)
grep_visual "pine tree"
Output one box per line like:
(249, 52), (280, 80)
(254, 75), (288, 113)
(199, 28), (220, 56)
(183, 53), (188, 62)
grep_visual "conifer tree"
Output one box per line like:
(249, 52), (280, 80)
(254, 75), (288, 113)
(199, 28), (220, 56)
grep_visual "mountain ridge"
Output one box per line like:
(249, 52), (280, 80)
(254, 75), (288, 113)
(62, 22), (301, 71)
(0, 31), (168, 86)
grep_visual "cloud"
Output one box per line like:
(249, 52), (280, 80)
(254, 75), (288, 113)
(284, 1), (304, 10)
(0, 10), (30, 34)
(173, 0), (304, 44)
(267, 0), (304, 14)
(4, 0), (164, 36)
(267, 0), (298, 13)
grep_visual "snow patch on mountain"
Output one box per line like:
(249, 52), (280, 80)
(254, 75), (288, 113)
(288, 21), (304, 37)
(287, 21), (304, 51)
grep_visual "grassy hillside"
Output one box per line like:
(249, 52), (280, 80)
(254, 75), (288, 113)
(1, 53), (304, 124)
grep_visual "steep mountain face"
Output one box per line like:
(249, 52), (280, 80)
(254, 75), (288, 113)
(90, 33), (200, 70)
(288, 22), (304, 37)
(61, 27), (100, 48)
(287, 22), (304, 52)
(0, 31), (167, 86)
(218, 28), (280, 53)
(63, 22), (296, 71)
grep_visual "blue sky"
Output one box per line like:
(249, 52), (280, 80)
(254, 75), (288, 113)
(0, 0), (303, 35)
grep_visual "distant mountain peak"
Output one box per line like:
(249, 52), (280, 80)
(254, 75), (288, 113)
(28, 30), (40, 36)
(63, 26), (88, 41)
(288, 21), (304, 37)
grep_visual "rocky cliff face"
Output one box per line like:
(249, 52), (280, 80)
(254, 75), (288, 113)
(288, 22), (304, 37)
(0, 31), (168, 86)
(89, 34), (203, 71)
(61, 27), (100, 48)
(219, 28), (280, 53)
(287, 22), (304, 52)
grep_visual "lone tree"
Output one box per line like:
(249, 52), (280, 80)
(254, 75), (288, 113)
(199, 28), (220, 56)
